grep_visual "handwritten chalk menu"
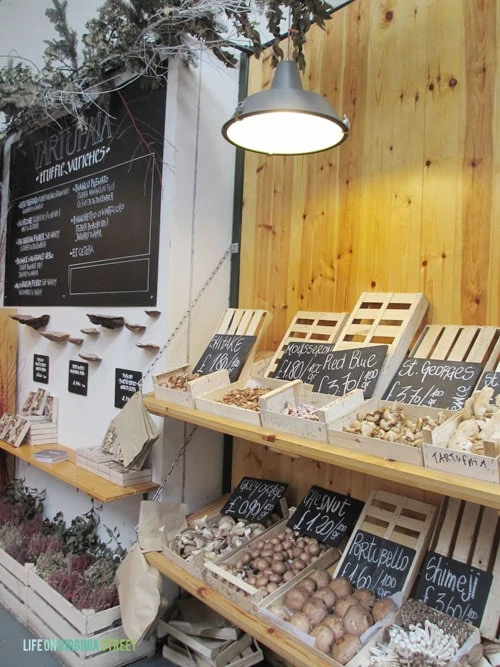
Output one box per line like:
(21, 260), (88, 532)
(68, 360), (88, 396)
(383, 358), (483, 410)
(4, 79), (166, 307)
(313, 345), (388, 399)
(272, 342), (337, 383)
(287, 486), (364, 547)
(115, 368), (142, 409)
(336, 530), (416, 598)
(476, 371), (500, 400)
(221, 477), (288, 522)
(192, 334), (257, 382)
(414, 552), (492, 627)
(33, 354), (49, 384)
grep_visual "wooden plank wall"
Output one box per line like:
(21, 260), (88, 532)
(234, 0), (499, 505)
(0, 309), (18, 490)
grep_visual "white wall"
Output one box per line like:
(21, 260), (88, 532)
(0, 0), (239, 550)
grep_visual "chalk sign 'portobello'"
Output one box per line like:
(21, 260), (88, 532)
(336, 530), (416, 598)
(192, 334), (257, 382)
(273, 343), (387, 399)
(414, 551), (492, 627)
(221, 476), (288, 523)
(383, 358), (483, 410)
(287, 485), (364, 547)
(476, 371), (500, 400)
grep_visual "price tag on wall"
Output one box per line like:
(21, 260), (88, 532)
(33, 354), (49, 384)
(336, 530), (416, 598)
(68, 360), (88, 396)
(414, 552), (492, 627)
(115, 368), (142, 408)
(287, 486), (364, 547)
(221, 477), (288, 523)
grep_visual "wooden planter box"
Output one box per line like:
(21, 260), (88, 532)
(327, 399), (453, 466)
(0, 548), (29, 624)
(259, 381), (364, 442)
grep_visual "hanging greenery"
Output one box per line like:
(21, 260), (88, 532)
(0, 0), (336, 140)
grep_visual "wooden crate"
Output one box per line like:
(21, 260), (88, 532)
(25, 566), (155, 667)
(425, 498), (500, 641)
(259, 381), (364, 442)
(422, 412), (500, 484)
(332, 292), (430, 398)
(0, 548), (28, 624)
(203, 519), (340, 613)
(327, 399), (453, 466)
(410, 324), (500, 365)
(194, 377), (293, 426)
(264, 311), (349, 378)
(153, 308), (272, 407)
(153, 368), (230, 408)
(162, 633), (263, 667)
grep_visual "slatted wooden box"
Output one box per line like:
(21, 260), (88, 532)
(194, 377), (294, 426)
(259, 381), (364, 442)
(203, 518), (340, 613)
(153, 309), (272, 407)
(162, 633), (263, 667)
(420, 498), (500, 642)
(25, 565), (155, 667)
(331, 292), (430, 398)
(327, 399), (453, 466)
(263, 311), (350, 378)
(0, 548), (29, 624)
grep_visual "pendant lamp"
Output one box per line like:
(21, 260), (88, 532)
(222, 59), (350, 155)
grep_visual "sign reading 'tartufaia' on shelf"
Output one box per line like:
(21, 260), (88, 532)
(221, 477), (288, 522)
(4, 78), (166, 307)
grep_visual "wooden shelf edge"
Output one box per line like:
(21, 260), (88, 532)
(143, 393), (500, 511)
(145, 550), (333, 667)
(0, 440), (159, 503)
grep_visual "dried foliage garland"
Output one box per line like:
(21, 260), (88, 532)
(0, 0), (335, 141)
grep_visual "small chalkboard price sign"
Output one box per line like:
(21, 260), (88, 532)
(414, 552), (492, 627)
(383, 358), (483, 410)
(272, 342), (337, 383)
(336, 530), (416, 598)
(476, 371), (500, 400)
(33, 354), (49, 384)
(192, 334), (256, 382)
(287, 486), (364, 547)
(115, 368), (143, 409)
(68, 360), (88, 396)
(221, 477), (288, 523)
(313, 345), (388, 398)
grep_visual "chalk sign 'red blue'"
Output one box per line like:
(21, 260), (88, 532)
(192, 334), (256, 382)
(313, 345), (388, 398)
(221, 477), (288, 523)
(383, 358), (483, 410)
(287, 486), (364, 547)
(414, 552), (492, 627)
(336, 530), (416, 598)
(272, 342), (337, 384)
(476, 371), (500, 400)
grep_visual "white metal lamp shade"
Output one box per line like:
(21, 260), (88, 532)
(222, 60), (350, 155)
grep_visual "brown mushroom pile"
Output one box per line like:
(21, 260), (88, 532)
(217, 386), (271, 411)
(159, 372), (200, 391)
(217, 527), (331, 597)
(342, 404), (448, 447)
(268, 571), (397, 665)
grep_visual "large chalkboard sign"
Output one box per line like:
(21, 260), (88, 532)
(192, 334), (256, 382)
(221, 477), (288, 522)
(4, 79), (166, 307)
(383, 358), (483, 410)
(287, 486), (364, 547)
(336, 530), (416, 598)
(272, 344), (387, 399)
(476, 371), (500, 400)
(414, 552), (492, 627)
(33, 354), (49, 384)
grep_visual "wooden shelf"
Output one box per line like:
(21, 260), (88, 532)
(143, 393), (500, 511)
(145, 550), (331, 667)
(0, 440), (159, 503)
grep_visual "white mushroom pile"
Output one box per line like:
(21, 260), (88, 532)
(167, 514), (267, 562)
(268, 571), (396, 665)
(448, 387), (500, 454)
(370, 620), (459, 666)
(281, 402), (320, 421)
(343, 404), (448, 447)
